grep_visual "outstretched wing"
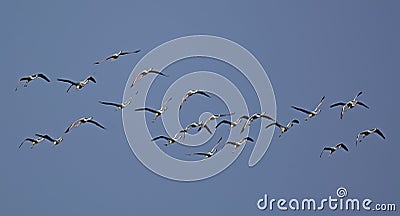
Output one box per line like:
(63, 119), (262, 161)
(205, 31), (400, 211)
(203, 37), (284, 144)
(120, 50), (141, 55)
(94, 55), (113, 64)
(87, 119), (106, 130)
(211, 137), (223, 152)
(57, 78), (76, 85)
(19, 77), (30, 82)
(135, 107), (159, 114)
(320, 148), (330, 158)
(224, 142), (238, 148)
(265, 122), (278, 129)
(330, 102), (346, 108)
(195, 91), (211, 98)
(336, 143), (349, 151)
(354, 91), (363, 100)
(65, 120), (80, 133)
(151, 136), (170, 142)
(314, 96), (325, 110)
(34, 134), (53, 142)
(216, 120), (234, 128)
(19, 138), (35, 148)
(162, 97), (172, 109)
(85, 76), (96, 83)
(202, 124), (212, 134)
(260, 114), (275, 121)
(37, 73), (51, 82)
(291, 119), (300, 124)
(192, 152), (210, 157)
(99, 101), (121, 108)
(356, 101), (369, 109)
(243, 137), (254, 142)
(148, 70), (167, 77)
(179, 94), (189, 110)
(291, 106), (313, 115)
(374, 129), (386, 139)
(130, 74), (142, 88)
(240, 120), (251, 133)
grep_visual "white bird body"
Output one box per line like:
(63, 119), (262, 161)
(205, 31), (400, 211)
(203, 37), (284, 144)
(330, 92), (369, 119)
(57, 76), (97, 92)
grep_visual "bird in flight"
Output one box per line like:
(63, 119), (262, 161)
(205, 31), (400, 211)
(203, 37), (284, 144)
(35, 134), (63, 146)
(99, 91), (138, 111)
(291, 96), (325, 121)
(356, 128), (385, 145)
(187, 137), (223, 158)
(240, 112), (274, 133)
(19, 137), (45, 149)
(94, 50), (141, 64)
(215, 115), (250, 129)
(177, 121), (213, 138)
(330, 91), (369, 119)
(135, 97), (172, 122)
(320, 143), (349, 158)
(179, 90), (211, 110)
(57, 76), (96, 92)
(151, 135), (182, 146)
(15, 73), (51, 91)
(130, 68), (167, 88)
(64, 117), (105, 134)
(265, 119), (299, 137)
(199, 112), (235, 132)
(223, 137), (254, 152)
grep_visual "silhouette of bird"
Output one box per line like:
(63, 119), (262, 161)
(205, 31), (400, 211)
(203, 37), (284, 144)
(130, 68), (167, 88)
(35, 134), (63, 146)
(65, 117), (105, 134)
(356, 128), (386, 145)
(187, 137), (223, 158)
(320, 143), (349, 158)
(15, 73), (51, 91)
(330, 92), (369, 119)
(240, 112), (274, 133)
(198, 112), (235, 132)
(176, 122), (213, 139)
(99, 92), (138, 111)
(179, 90), (211, 110)
(291, 96), (325, 121)
(135, 97), (172, 122)
(151, 135), (182, 146)
(215, 115), (250, 128)
(19, 137), (45, 149)
(223, 137), (254, 152)
(94, 50), (141, 64)
(265, 119), (299, 137)
(57, 76), (96, 92)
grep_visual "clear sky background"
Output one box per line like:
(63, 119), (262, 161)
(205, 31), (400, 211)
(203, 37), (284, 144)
(1, 1), (399, 215)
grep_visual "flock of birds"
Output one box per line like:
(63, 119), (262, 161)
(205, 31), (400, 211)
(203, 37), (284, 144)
(17, 50), (141, 149)
(16, 49), (386, 159)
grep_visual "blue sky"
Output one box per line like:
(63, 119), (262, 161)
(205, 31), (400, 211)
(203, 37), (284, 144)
(1, 1), (399, 215)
